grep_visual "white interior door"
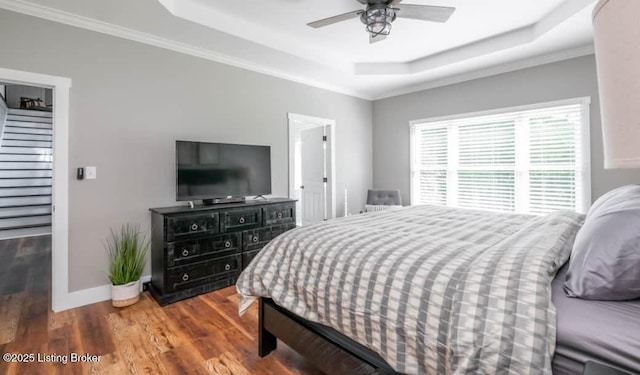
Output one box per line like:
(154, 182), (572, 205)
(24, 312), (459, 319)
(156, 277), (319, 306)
(300, 126), (326, 225)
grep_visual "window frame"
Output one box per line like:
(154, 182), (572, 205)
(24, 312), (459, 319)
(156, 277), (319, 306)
(409, 97), (592, 214)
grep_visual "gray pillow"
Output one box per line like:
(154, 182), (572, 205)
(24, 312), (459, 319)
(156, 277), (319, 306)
(564, 184), (640, 300)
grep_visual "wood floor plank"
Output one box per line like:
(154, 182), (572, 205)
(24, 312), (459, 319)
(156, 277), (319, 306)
(47, 322), (86, 375)
(86, 352), (128, 375)
(199, 293), (255, 341)
(0, 293), (24, 344)
(106, 314), (170, 375)
(205, 351), (251, 375)
(158, 344), (211, 375)
(77, 302), (117, 356)
(0, 235), (323, 375)
(48, 307), (76, 331)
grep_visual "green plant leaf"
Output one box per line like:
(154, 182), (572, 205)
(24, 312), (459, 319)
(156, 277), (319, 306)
(106, 224), (149, 285)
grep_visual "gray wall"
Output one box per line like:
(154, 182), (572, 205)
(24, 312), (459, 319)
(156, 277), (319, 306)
(373, 55), (640, 205)
(0, 10), (373, 292)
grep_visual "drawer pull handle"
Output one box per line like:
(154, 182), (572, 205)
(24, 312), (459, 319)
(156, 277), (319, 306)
(252, 235), (259, 243)
(225, 264), (231, 271)
(181, 249), (189, 257)
(238, 217), (245, 224)
(277, 212), (283, 219)
(191, 223), (199, 231)
(182, 273), (189, 282)
(224, 241), (231, 248)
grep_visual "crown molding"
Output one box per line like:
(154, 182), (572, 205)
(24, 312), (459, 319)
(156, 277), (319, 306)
(372, 44), (595, 101)
(357, 0), (595, 75)
(0, 0), (596, 102)
(0, 0), (372, 100)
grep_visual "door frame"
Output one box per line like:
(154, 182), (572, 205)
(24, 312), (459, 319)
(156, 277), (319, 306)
(0, 67), (71, 312)
(287, 113), (336, 222)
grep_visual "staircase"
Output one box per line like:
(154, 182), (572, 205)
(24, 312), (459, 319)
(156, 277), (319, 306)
(0, 108), (53, 239)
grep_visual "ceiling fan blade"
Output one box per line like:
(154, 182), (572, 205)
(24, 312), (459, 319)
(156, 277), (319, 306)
(395, 4), (456, 23)
(307, 10), (362, 28)
(389, 0), (404, 5)
(369, 33), (387, 44)
(355, 0), (368, 4)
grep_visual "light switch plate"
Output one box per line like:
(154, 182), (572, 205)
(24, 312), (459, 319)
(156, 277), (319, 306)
(85, 166), (97, 180)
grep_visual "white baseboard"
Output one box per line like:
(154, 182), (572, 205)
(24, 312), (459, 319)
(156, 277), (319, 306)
(53, 275), (152, 312)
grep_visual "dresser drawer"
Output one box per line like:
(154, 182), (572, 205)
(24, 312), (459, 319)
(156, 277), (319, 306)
(167, 233), (241, 267)
(242, 249), (260, 269)
(242, 227), (272, 252)
(166, 255), (241, 292)
(242, 224), (296, 252)
(264, 203), (296, 226)
(167, 213), (219, 241)
(271, 223), (296, 238)
(220, 207), (262, 232)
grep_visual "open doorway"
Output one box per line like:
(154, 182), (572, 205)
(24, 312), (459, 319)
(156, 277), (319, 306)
(0, 67), (70, 316)
(288, 113), (336, 226)
(0, 83), (53, 239)
(0, 82), (54, 347)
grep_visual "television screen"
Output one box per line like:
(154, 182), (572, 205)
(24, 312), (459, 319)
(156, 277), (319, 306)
(176, 141), (271, 201)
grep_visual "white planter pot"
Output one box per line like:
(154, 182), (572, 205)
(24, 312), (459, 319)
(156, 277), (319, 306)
(111, 280), (141, 307)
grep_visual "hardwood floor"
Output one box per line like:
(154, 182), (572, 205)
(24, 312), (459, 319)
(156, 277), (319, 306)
(0, 236), (324, 375)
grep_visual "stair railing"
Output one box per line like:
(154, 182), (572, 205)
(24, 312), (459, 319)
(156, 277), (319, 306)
(0, 95), (7, 147)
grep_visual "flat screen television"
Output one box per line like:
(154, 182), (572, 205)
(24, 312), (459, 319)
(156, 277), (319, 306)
(176, 141), (271, 201)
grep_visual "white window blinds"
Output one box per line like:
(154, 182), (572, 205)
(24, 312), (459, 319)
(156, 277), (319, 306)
(410, 99), (590, 215)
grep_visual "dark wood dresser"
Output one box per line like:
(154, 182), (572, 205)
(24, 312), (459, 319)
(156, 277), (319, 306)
(148, 198), (296, 305)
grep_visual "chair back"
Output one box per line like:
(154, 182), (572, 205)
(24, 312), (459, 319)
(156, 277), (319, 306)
(366, 189), (402, 206)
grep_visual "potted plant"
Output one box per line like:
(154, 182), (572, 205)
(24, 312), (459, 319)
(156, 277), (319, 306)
(106, 224), (149, 307)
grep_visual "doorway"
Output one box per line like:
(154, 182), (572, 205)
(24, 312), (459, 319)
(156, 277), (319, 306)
(288, 113), (336, 226)
(0, 83), (53, 239)
(0, 67), (70, 312)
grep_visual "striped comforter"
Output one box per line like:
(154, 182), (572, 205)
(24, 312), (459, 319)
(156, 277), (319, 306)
(236, 205), (583, 374)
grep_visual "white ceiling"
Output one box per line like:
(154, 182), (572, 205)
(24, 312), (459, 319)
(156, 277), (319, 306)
(0, 0), (598, 99)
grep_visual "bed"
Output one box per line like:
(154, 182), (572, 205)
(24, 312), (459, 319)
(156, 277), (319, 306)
(552, 266), (640, 374)
(236, 205), (639, 374)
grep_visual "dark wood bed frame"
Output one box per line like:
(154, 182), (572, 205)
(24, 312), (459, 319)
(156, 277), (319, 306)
(258, 298), (401, 375)
(258, 300), (633, 375)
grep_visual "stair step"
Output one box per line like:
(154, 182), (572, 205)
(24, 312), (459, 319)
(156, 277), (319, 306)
(0, 105), (54, 235)
(0, 147), (53, 155)
(0, 162), (51, 170)
(0, 187), (51, 197)
(3, 126), (53, 136)
(0, 178), (51, 187)
(0, 170), (52, 178)
(7, 109), (53, 118)
(0, 195), (51, 208)
(0, 215), (51, 230)
(0, 205), (51, 218)
(0, 154), (52, 162)
(0, 226), (51, 240)
(2, 134), (52, 142)
(6, 115), (52, 124)
(5, 120), (52, 129)
(2, 140), (52, 148)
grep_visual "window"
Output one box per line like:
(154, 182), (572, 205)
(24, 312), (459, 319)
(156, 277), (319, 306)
(410, 98), (591, 215)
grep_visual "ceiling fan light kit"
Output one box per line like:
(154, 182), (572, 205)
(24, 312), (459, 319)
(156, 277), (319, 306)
(307, 0), (456, 44)
(362, 4), (397, 37)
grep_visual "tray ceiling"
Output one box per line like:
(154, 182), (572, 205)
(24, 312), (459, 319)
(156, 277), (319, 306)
(0, 0), (598, 99)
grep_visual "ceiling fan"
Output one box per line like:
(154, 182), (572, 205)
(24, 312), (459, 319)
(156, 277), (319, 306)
(307, 0), (456, 44)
